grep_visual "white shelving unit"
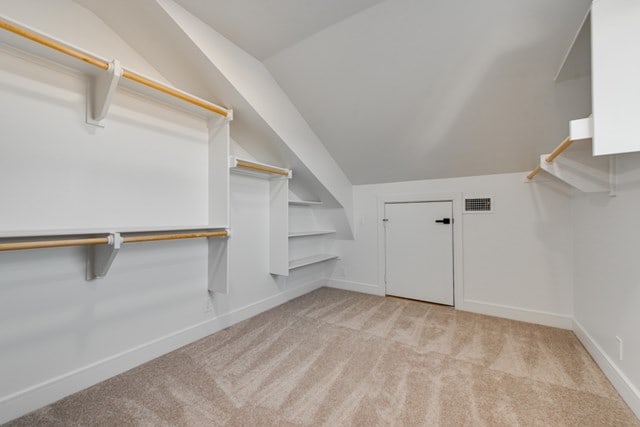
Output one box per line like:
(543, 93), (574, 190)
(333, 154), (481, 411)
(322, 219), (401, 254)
(289, 254), (338, 270)
(288, 200), (322, 206)
(529, 116), (615, 195)
(288, 230), (336, 238)
(0, 16), (233, 293)
(528, 0), (640, 196)
(554, 1), (640, 156)
(285, 195), (338, 275)
(228, 156), (292, 276)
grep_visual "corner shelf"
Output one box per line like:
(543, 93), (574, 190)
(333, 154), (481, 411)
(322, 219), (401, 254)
(288, 230), (336, 238)
(528, 116), (615, 195)
(289, 254), (338, 270)
(289, 200), (322, 206)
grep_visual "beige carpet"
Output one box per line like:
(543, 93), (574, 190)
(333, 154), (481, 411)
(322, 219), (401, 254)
(8, 288), (639, 426)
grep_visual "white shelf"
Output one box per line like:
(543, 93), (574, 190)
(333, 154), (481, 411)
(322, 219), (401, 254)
(288, 230), (336, 238)
(570, 116), (593, 141)
(0, 225), (228, 239)
(289, 200), (322, 206)
(229, 156), (291, 179)
(0, 15), (230, 122)
(537, 139), (614, 194)
(289, 254), (338, 270)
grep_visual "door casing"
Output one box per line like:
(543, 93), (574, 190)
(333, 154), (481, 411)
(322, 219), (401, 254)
(377, 193), (464, 309)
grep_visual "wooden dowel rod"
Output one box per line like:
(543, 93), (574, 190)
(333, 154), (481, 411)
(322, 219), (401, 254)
(122, 230), (229, 244)
(235, 160), (290, 176)
(121, 70), (229, 118)
(0, 19), (230, 118)
(527, 166), (543, 180)
(545, 137), (573, 163)
(0, 20), (109, 70)
(0, 236), (109, 252)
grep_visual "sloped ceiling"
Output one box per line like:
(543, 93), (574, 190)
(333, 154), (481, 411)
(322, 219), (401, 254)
(73, 0), (592, 185)
(173, 0), (386, 60)
(176, 0), (592, 184)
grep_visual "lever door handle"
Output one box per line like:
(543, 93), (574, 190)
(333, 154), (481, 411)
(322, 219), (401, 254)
(435, 218), (451, 224)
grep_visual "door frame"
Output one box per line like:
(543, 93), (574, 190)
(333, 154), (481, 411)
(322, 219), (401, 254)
(377, 193), (464, 309)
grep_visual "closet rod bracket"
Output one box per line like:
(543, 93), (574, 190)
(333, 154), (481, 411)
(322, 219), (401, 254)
(86, 232), (123, 280)
(86, 59), (123, 127)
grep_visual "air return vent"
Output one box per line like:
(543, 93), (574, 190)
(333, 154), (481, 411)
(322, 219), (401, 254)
(464, 197), (493, 213)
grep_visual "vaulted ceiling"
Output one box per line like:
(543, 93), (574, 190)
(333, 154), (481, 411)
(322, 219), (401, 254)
(174, 0), (592, 184)
(77, 0), (592, 184)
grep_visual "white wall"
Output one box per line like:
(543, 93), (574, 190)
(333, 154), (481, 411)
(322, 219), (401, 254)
(572, 152), (640, 416)
(0, 2), (327, 422)
(329, 172), (574, 328)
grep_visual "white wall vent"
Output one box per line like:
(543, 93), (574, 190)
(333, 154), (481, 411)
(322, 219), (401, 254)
(464, 197), (493, 213)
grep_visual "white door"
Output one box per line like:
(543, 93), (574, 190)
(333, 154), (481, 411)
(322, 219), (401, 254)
(384, 201), (453, 305)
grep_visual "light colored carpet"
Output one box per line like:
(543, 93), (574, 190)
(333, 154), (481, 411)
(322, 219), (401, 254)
(8, 288), (639, 426)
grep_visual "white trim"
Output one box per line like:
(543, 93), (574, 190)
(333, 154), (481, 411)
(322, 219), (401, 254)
(462, 299), (573, 329)
(325, 278), (385, 296)
(573, 319), (640, 419)
(0, 279), (325, 424)
(377, 192), (464, 309)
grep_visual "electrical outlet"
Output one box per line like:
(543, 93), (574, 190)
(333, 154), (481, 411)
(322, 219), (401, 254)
(615, 336), (623, 361)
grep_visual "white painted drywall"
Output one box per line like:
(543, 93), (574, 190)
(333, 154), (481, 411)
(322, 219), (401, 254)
(153, 0), (354, 233)
(0, 0), (169, 83)
(572, 152), (640, 414)
(328, 172), (574, 327)
(0, 3), (327, 422)
(264, 0), (592, 184)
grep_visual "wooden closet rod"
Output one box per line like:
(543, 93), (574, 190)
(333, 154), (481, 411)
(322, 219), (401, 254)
(0, 20), (109, 70)
(235, 160), (290, 176)
(0, 236), (109, 252)
(527, 166), (542, 180)
(0, 230), (229, 252)
(123, 230), (229, 243)
(528, 136), (575, 180)
(0, 19), (230, 118)
(545, 137), (573, 163)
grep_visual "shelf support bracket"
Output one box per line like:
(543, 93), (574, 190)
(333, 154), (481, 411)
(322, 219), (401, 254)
(86, 59), (123, 127)
(207, 108), (233, 131)
(86, 232), (123, 280)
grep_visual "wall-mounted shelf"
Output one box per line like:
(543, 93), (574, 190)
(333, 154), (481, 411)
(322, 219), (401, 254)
(0, 16), (233, 295)
(288, 230), (336, 238)
(289, 254), (338, 270)
(0, 227), (229, 282)
(0, 16), (232, 125)
(0, 224), (228, 239)
(229, 156), (291, 179)
(288, 200), (322, 206)
(527, 116), (615, 195)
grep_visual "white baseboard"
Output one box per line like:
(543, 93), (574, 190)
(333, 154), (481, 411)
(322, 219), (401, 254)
(325, 278), (385, 296)
(462, 299), (573, 329)
(573, 319), (640, 419)
(0, 279), (325, 425)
